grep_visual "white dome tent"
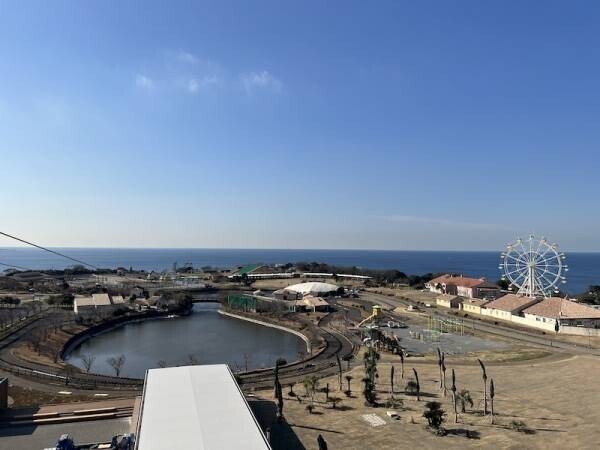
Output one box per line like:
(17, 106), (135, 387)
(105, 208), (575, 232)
(284, 282), (341, 296)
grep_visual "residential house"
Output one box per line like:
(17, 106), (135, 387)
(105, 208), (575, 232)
(427, 274), (500, 299)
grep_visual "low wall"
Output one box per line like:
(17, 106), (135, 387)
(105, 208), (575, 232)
(559, 325), (600, 336)
(218, 310), (311, 354)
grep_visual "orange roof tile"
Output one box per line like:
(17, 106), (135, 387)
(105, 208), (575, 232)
(523, 297), (600, 319)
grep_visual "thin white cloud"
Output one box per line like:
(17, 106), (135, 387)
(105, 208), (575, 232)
(186, 75), (221, 94)
(175, 50), (199, 64)
(135, 74), (154, 90)
(240, 70), (282, 94)
(378, 215), (517, 232)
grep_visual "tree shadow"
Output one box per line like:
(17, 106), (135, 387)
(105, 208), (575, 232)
(291, 423), (344, 434)
(445, 428), (481, 439)
(248, 399), (306, 450)
(335, 405), (354, 411)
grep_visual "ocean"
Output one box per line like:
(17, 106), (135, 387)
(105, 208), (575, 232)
(0, 247), (598, 295)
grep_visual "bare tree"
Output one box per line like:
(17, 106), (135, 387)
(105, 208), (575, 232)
(80, 354), (96, 373)
(478, 359), (488, 415)
(390, 365), (395, 394)
(107, 354), (126, 377)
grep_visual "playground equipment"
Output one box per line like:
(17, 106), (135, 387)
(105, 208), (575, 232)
(427, 315), (465, 336)
(358, 305), (382, 327)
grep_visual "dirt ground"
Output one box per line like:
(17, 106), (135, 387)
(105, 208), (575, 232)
(259, 350), (600, 449)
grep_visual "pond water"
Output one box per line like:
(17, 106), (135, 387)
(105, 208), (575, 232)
(65, 304), (306, 378)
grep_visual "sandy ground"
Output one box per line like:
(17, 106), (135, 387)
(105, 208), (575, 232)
(259, 350), (600, 449)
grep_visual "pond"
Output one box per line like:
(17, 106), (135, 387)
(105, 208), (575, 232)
(65, 303), (306, 378)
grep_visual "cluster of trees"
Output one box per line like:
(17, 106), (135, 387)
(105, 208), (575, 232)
(0, 296), (21, 305)
(578, 285), (600, 305)
(293, 262), (435, 287)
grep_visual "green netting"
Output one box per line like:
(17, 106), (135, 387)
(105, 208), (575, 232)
(227, 295), (256, 311)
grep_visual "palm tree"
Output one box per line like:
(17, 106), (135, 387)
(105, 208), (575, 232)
(329, 396), (342, 409)
(412, 368), (420, 401)
(490, 378), (495, 424)
(451, 369), (458, 424)
(336, 354), (342, 391)
(441, 356), (447, 397)
(457, 389), (474, 413)
(275, 379), (284, 423)
(436, 348), (443, 391)
(399, 350), (405, 379)
(345, 375), (353, 394)
(390, 365), (395, 394)
(478, 359), (488, 415)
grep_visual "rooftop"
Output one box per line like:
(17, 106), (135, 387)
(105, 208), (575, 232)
(429, 274), (497, 289)
(91, 293), (111, 306)
(523, 297), (600, 319)
(136, 365), (270, 450)
(483, 294), (539, 313)
(285, 281), (340, 295)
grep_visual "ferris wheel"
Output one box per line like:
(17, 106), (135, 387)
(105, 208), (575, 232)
(500, 235), (567, 298)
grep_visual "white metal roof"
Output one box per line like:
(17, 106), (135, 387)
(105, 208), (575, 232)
(136, 365), (270, 450)
(111, 295), (125, 304)
(285, 281), (339, 294)
(73, 296), (95, 307)
(92, 293), (112, 306)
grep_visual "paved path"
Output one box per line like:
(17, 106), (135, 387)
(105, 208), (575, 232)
(0, 417), (131, 450)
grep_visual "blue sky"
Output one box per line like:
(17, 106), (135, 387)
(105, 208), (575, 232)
(1, 1), (599, 250)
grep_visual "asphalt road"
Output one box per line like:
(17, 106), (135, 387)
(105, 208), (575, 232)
(0, 417), (131, 450)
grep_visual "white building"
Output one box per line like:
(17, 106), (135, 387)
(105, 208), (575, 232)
(522, 297), (600, 331)
(479, 294), (540, 321)
(135, 365), (270, 450)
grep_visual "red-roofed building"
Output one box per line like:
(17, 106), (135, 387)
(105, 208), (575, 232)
(426, 274), (500, 299)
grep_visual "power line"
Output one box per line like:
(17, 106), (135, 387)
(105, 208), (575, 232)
(0, 231), (99, 270)
(0, 261), (32, 271)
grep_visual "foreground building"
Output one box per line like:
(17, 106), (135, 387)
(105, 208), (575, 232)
(522, 297), (600, 330)
(135, 365), (270, 450)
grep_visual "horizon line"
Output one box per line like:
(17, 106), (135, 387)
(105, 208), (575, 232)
(1, 246), (599, 254)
